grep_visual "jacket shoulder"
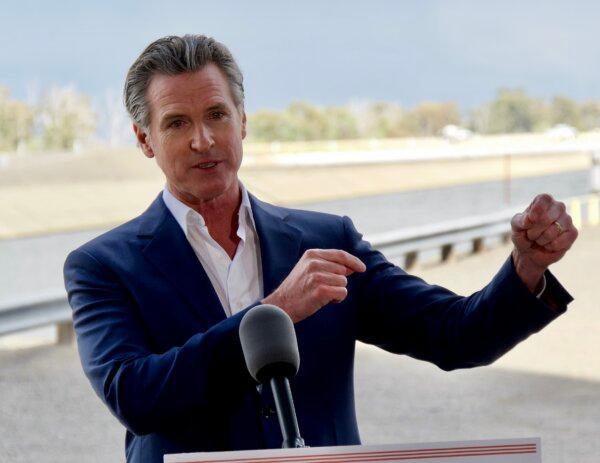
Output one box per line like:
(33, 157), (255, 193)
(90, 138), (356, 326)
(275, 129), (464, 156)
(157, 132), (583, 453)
(69, 216), (144, 259)
(252, 196), (346, 229)
(65, 192), (168, 268)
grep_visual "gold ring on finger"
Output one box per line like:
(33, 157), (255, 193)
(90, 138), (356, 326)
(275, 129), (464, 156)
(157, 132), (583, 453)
(553, 221), (564, 235)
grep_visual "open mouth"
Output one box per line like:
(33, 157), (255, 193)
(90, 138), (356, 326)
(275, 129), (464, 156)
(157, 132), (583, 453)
(195, 161), (218, 169)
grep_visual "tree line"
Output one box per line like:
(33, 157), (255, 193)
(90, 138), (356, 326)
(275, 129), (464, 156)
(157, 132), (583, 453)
(247, 89), (600, 142)
(0, 85), (95, 152)
(2, 85), (600, 151)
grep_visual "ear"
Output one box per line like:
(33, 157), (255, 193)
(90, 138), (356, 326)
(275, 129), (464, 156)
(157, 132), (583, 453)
(241, 110), (247, 140)
(133, 124), (154, 158)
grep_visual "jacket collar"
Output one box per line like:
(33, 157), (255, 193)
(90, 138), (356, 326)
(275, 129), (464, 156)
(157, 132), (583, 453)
(248, 194), (303, 296)
(136, 192), (303, 324)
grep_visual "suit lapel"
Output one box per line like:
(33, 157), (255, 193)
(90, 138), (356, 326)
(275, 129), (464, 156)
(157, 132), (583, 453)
(138, 194), (227, 326)
(250, 195), (303, 297)
(136, 193), (304, 327)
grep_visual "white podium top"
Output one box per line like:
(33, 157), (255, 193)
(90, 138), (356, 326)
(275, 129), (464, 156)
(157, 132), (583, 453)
(165, 437), (540, 463)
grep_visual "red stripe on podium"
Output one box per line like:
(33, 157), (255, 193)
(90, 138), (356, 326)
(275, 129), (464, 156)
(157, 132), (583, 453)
(188, 443), (537, 463)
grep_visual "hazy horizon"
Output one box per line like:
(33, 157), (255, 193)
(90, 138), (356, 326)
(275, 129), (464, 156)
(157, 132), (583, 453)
(2, 0), (599, 114)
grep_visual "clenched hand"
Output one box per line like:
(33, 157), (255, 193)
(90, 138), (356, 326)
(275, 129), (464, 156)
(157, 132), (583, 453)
(511, 193), (578, 292)
(262, 249), (366, 323)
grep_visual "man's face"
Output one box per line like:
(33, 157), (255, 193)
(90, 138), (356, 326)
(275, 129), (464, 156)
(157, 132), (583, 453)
(135, 64), (246, 205)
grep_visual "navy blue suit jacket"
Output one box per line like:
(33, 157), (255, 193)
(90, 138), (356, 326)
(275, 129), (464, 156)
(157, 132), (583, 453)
(63, 193), (571, 463)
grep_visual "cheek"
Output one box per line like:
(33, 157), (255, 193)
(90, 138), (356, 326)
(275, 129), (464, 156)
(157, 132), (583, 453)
(216, 135), (241, 165)
(153, 136), (188, 177)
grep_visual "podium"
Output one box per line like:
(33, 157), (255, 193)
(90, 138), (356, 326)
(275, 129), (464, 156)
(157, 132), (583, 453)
(165, 437), (540, 462)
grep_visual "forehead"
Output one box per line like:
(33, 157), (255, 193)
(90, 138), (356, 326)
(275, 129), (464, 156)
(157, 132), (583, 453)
(146, 64), (236, 120)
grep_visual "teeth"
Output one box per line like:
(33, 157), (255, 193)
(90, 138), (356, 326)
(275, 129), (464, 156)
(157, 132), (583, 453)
(198, 162), (216, 169)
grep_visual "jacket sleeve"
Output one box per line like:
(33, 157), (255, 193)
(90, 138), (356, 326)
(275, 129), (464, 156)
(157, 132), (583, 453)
(64, 248), (259, 436)
(342, 216), (574, 371)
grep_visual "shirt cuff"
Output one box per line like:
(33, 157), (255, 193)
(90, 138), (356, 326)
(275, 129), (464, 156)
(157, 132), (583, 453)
(535, 274), (547, 299)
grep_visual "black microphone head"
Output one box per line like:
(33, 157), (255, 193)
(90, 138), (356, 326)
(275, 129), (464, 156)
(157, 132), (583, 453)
(239, 304), (300, 383)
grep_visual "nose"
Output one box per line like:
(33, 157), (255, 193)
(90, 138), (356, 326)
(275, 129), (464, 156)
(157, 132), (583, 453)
(190, 123), (214, 152)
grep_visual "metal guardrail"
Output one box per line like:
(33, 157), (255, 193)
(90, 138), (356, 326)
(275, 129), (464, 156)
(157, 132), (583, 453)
(366, 209), (516, 269)
(0, 292), (72, 340)
(1, 193), (598, 342)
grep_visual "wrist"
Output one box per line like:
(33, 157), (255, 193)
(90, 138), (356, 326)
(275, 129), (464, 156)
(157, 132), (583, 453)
(261, 290), (299, 323)
(512, 249), (546, 293)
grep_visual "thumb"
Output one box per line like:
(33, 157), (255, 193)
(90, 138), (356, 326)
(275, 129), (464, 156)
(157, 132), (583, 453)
(511, 212), (534, 231)
(512, 228), (532, 251)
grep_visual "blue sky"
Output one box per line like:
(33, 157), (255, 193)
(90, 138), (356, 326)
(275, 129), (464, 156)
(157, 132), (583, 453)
(2, 0), (599, 113)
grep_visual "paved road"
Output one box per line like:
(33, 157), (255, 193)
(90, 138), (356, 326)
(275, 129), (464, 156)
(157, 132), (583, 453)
(0, 170), (591, 303)
(1, 226), (598, 463)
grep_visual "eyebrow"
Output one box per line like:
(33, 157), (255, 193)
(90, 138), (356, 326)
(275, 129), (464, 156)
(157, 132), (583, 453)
(159, 103), (229, 124)
(160, 113), (187, 125)
(206, 103), (228, 112)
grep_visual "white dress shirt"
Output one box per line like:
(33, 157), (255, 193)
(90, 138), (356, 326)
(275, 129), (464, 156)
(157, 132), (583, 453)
(162, 184), (264, 317)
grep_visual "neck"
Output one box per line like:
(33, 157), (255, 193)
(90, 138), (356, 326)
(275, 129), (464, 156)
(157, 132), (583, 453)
(168, 182), (243, 258)
(170, 182), (241, 220)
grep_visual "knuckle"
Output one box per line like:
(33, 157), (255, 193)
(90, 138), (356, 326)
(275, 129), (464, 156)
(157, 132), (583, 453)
(304, 249), (316, 258)
(541, 228), (554, 240)
(333, 249), (346, 260)
(306, 259), (318, 272)
(565, 215), (574, 227)
(313, 286), (327, 299)
(333, 263), (346, 274)
(558, 201), (566, 213)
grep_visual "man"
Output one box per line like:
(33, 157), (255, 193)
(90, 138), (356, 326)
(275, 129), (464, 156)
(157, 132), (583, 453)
(64, 35), (577, 463)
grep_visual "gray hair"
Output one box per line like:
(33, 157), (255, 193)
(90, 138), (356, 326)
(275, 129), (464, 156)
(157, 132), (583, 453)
(124, 34), (245, 129)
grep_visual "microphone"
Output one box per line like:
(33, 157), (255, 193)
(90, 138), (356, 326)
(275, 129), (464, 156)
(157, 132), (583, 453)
(239, 304), (306, 448)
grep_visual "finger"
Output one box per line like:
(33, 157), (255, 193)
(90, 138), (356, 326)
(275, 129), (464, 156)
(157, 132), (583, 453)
(535, 214), (572, 246)
(314, 285), (348, 304)
(313, 249), (366, 273)
(511, 212), (534, 231)
(543, 228), (578, 252)
(537, 200), (564, 225)
(526, 193), (554, 223)
(310, 259), (351, 276)
(511, 229), (533, 251)
(512, 194), (558, 232)
(310, 272), (347, 288)
(527, 200), (566, 241)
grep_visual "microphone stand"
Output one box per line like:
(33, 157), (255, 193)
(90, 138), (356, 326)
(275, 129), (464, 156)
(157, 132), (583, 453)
(269, 376), (306, 448)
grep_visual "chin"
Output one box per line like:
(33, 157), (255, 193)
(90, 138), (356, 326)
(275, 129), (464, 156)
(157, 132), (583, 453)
(191, 183), (235, 202)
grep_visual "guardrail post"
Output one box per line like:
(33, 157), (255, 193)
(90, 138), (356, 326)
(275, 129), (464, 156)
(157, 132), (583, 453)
(592, 150), (600, 193)
(441, 244), (455, 263)
(56, 321), (74, 344)
(472, 237), (484, 254)
(404, 251), (418, 270)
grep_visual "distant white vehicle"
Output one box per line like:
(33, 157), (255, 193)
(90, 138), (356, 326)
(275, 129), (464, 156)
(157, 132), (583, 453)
(442, 124), (473, 142)
(545, 124), (578, 140)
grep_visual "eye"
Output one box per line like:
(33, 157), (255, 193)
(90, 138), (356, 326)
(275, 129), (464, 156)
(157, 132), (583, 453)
(209, 111), (226, 120)
(169, 119), (186, 129)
